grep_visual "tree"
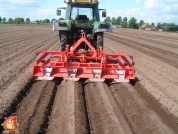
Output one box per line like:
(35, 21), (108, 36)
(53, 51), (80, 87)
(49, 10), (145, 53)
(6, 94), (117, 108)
(151, 22), (155, 27)
(157, 22), (162, 29)
(2, 17), (6, 23)
(14, 18), (20, 24)
(45, 19), (50, 23)
(39, 20), (42, 24)
(123, 17), (127, 22)
(122, 22), (127, 28)
(0, 17), (2, 22)
(21, 18), (24, 23)
(128, 17), (138, 29)
(163, 23), (176, 32)
(14, 17), (24, 24)
(116, 16), (122, 25)
(122, 17), (128, 28)
(26, 18), (30, 23)
(104, 16), (111, 22)
(36, 20), (40, 24)
(139, 20), (144, 27)
(168, 23), (175, 31)
(111, 17), (116, 25)
(8, 18), (13, 24)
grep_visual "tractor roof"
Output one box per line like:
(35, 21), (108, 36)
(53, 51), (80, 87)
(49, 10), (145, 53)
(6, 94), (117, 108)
(65, 0), (99, 4)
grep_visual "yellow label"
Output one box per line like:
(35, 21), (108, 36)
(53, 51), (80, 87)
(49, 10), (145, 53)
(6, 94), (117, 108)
(71, 0), (98, 3)
(77, 0), (90, 2)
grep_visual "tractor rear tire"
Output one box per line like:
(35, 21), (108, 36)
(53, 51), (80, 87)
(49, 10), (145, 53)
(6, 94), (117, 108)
(96, 32), (104, 49)
(60, 31), (68, 51)
(59, 31), (61, 41)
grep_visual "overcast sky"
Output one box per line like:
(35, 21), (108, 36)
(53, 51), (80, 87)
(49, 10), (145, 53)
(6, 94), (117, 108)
(0, 0), (178, 24)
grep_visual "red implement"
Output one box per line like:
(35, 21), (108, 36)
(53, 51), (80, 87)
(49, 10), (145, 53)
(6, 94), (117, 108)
(33, 33), (135, 82)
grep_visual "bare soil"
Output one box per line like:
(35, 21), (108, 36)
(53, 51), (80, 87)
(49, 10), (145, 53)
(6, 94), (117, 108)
(110, 83), (175, 134)
(0, 26), (178, 134)
(84, 82), (132, 134)
(47, 81), (88, 134)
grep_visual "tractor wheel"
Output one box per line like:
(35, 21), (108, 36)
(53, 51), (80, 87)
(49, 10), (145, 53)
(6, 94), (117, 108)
(96, 32), (104, 49)
(60, 31), (68, 51)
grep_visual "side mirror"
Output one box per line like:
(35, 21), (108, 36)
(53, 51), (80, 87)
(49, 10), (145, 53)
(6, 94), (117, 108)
(57, 9), (61, 16)
(102, 11), (106, 17)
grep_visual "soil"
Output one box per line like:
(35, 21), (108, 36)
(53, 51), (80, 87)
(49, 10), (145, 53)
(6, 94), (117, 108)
(0, 26), (178, 134)
(84, 82), (132, 134)
(47, 81), (88, 134)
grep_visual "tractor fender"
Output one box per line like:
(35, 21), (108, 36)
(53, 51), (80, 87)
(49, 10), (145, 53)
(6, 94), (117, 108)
(52, 20), (71, 31)
(93, 22), (112, 33)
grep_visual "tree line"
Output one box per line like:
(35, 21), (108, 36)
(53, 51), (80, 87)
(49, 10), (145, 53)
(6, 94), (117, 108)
(0, 16), (65, 24)
(104, 16), (178, 32)
(0, 17), (31, 24)
(1, 16), (177, 32)
(0, 17), (54, 24)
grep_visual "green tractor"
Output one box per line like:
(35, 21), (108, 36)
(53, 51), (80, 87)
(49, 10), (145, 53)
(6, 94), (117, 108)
(53, 0), (112, 51)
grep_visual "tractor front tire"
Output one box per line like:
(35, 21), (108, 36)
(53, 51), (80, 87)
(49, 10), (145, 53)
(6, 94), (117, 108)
(60, 31), (68, 51)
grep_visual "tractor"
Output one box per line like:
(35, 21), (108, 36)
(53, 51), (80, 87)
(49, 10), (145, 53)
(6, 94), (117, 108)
(33, 0), (135, 82)
(53, 0), (112, 51)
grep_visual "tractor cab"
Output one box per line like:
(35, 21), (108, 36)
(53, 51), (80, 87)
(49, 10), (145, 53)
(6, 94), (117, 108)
(57, 0), (106, 21)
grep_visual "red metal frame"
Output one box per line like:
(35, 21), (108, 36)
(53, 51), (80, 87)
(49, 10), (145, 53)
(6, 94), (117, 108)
(33, 32), (135, 81)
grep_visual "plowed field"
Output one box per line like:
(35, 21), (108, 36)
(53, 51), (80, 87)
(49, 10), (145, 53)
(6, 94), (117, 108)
(0, 26), (178, 134)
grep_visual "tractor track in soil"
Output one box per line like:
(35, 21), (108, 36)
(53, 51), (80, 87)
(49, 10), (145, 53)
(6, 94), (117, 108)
(1, 80), (177, 134)
(113, 29), (178, 41)
(0, 27), (49, 45)
(0, 29), (53, 52)
(0, 32), (45, 51)
(0, 27), (60, 119)
(0, 33), (54, 66)
(104, 34), (178, 114)
(113, 31), (178, 49)
(106, 32), (178, 58)
(105, 33), (178, 68)
(0, 35), (58, 92)
(0, 33), (57, 71)
(104, 36), (178, 133)
(0, 38), (59, 115)
(0, 26), (178, 134)
(0, 32), (44, 46)
(105, 32), (178, 58)
(13, 81), (57, 134)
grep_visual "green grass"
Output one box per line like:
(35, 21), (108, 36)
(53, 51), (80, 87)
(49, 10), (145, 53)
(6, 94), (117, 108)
(0, 23), (50, 27)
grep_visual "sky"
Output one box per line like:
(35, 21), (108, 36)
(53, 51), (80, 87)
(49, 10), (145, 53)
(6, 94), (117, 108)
(0, 0), (178, 24)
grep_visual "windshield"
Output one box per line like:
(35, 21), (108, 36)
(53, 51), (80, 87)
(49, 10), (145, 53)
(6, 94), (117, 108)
(71, 7), (93, 21)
